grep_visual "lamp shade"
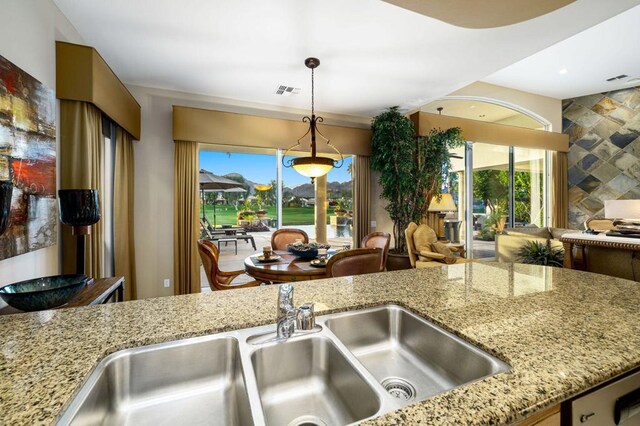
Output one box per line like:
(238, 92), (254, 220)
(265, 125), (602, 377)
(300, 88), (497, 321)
(291, 156), (334, 178)
(58, 189), (101, 227)
(428, 193), (457, 212)
(604, 199), (640, 220)
(0, 180), (12, 236)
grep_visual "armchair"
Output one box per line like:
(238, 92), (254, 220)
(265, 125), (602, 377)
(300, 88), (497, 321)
(405, 222), (469, 268)
(197, 240), (261, 290)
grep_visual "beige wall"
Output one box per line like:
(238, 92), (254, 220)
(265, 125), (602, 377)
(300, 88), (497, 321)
(0, 0), (83, 287)
(129, 86), (369, 298)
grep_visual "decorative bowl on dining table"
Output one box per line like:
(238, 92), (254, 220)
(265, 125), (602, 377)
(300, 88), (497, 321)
(0, 274), (89, 312)
(287, 242), (331, 260)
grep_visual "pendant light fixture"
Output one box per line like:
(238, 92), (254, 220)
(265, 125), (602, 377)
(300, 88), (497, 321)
(282, 57), (343, 183)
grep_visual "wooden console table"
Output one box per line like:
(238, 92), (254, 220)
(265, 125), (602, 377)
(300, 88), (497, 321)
(0, 276), (125, 315)
(560, 234), (640, 281)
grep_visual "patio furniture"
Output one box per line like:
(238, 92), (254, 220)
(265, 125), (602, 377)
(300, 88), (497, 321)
(271, 228), (309, 250)
(325, 248), (383, 278)
(217, 238), (238, 254)
(197, 240), (261, 291)
(200, 219), (256, 250)
(244, 250), (327, 284)
(361, 231), (391, 272)
(405, 222), (470, 268)
(199, 169), (247, 227)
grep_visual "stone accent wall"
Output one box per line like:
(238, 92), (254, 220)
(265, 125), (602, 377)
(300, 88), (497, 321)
(564, 86), (640, 229)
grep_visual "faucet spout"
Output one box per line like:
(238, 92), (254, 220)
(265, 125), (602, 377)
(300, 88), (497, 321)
(277, 284), (294, 321)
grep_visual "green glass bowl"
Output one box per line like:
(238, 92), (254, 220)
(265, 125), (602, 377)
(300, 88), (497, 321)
(0, 274), (88, 312)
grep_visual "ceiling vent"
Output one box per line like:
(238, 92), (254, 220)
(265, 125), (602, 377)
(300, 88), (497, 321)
(606, 74), (628, 82)
(274, 85), (300, 96)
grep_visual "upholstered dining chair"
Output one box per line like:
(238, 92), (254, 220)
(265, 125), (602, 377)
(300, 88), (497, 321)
(325, 248), (384, 278)
(271, 228), (309, 251)
(197, 240), (261, 291)
(361, 231), (391, 272)
(405, 222), (469, 268)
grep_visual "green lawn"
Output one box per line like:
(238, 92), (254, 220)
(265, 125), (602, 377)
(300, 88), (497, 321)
(202, 205), (337, 226)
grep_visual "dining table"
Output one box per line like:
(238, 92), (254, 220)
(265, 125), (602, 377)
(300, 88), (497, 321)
(244, 250), (329, 283)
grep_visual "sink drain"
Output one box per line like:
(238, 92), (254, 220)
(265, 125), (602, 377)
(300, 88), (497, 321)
(288, 415), (328, 426)
(381, 377), (416, 401)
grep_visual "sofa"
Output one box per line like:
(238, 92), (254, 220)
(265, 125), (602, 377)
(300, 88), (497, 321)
(495, 227), (580, 263)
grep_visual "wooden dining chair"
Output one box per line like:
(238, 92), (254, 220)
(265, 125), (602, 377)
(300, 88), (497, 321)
(361, 231), (391, 272)
(271, 228), (309, 250)
(325, 248), (384, 278)
(197, 240), (261, 291)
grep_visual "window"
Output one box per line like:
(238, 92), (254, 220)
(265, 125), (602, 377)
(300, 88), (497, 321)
(102, 117), (116, 277)
(198, 146), (354, 247)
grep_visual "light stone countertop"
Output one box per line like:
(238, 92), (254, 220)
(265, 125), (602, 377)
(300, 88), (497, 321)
(1, 262), (639, 425)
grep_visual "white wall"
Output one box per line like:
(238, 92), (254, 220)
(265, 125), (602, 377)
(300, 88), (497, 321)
(0, 0), (83, 286)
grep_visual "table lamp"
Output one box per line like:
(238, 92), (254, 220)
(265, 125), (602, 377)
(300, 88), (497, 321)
(58, 189), (100, 275)
(428, 193), (457, 241)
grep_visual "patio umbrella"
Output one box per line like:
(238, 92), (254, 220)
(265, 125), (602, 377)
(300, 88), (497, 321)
(199, 169), (245, 227)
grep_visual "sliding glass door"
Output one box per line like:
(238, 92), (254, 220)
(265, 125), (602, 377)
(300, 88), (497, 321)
(513, 147), (547, 228)
(456, 143), (549, 260)
(470, 143), (510, 259)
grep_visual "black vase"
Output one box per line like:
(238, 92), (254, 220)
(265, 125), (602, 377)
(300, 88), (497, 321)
(0, 180), (12, 236)
(58, 189), (100, 227)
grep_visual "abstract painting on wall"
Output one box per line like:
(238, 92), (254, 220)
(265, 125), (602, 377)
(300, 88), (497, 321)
(0, 54), (57, 260)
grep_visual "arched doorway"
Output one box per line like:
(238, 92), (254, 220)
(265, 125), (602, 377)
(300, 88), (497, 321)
(422, 98), (551, 259)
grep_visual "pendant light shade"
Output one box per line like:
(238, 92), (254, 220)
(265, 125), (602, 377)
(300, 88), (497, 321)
(282, 57), (343, 183)
(291, 156), (335, 178)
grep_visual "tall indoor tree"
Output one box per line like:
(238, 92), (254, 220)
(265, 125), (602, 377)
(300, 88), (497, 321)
(371, 107), (464, 254)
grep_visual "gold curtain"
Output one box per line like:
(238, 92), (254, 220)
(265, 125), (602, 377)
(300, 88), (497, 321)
(59, 100), (104, 278)
(550, 151), (569, 228)
(353, 156), (371, 247)
(174, 140), (200, 295)
(114, 127), (137, 300)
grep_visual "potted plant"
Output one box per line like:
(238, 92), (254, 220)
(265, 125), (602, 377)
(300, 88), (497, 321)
(517, 241), (564, 267)
(333, 200), (347, 217)
(371, 107), (464, 270)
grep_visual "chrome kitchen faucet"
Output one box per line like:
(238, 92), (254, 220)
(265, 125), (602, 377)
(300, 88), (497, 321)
(276, 284), (315, 339)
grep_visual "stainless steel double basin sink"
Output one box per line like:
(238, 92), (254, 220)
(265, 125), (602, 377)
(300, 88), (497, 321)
(58, 305), (510, 425)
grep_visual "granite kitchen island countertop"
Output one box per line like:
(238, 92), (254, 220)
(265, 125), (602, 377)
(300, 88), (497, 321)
(1, 262), (639, 425)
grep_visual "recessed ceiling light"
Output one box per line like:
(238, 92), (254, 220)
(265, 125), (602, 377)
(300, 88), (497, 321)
(470, 105), (476, 109)
(558, 68), (568, 75)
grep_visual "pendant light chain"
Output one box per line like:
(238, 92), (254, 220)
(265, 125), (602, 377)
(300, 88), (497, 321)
(311, 67), (315, 116)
